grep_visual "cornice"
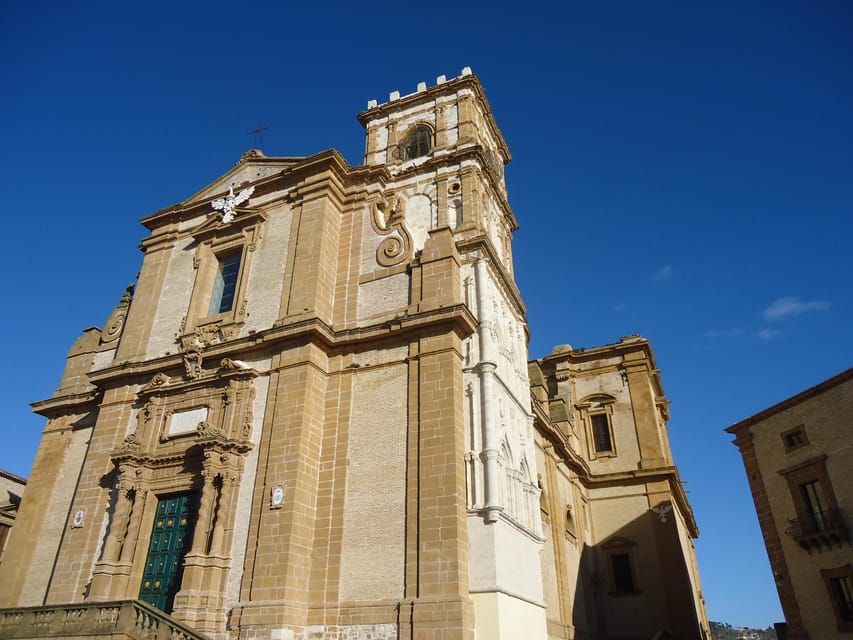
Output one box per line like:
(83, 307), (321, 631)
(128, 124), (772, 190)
(87, 305), (478, 389)
(457, 235), (526, 317)
(531, 387), (698, 537)
(0, 468), (27, 484)
(537, 335), (666, 400)
(583, 466), (699, 537)
(725, 367), (853, 435)
(31, 390), (100, 418)
(357, 74), (511, 163)
(388, 146), (516, 229)
(532, 392), (589, 477)
(141, 150), (382, 232)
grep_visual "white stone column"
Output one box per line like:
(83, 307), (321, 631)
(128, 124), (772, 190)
(475, 258), (501, 523)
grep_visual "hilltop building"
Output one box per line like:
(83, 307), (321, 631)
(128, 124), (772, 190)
(727, 368), (853, 640)
(0, 69), (708, 640)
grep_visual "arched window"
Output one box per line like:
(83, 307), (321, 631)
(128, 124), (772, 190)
(399, 124), (432, 161)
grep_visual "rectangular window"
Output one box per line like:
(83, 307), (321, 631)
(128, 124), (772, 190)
(591, 413), (613, 453)
(830, 576), (853, 623)
(823, 565), (853, 631)
(208, 251), (241, 315)
(782, 425), (808, 452)
(800, 480), (827, 533)
(610, 553), (635, 592)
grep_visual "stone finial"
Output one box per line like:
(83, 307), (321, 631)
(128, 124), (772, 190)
(436, 75), (447, 84)
(461, 66), (472, 76)
(389, 90), (400, 101)
(417, 82), (427, 92)
(367, 99), (377, 109)
(552, 344), (573, 354)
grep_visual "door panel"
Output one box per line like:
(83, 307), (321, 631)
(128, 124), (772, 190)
(138, 492), (198, 612)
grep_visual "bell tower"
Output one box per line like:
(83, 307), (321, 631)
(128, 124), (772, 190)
(359, 69), (547, 639)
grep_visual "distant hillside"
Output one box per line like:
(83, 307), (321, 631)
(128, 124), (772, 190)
(710, 621), (777, 640)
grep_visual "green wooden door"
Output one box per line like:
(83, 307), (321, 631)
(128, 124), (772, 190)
(138, 492), (198, 612)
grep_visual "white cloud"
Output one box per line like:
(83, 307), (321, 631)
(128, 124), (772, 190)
(704, 328), (742, 339)
(758, 329), (781, 340)
(613, 302), (627, 312)
(763, 296), (830, 320)
(654, 265), (672, 281)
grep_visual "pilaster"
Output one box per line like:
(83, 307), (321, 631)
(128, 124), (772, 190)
(622, 352), (667, 469)
(232, 343), (328, 630)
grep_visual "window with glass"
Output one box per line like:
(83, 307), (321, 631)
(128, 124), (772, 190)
(399, 124), (432, 161)
(800, 480), (827, 533)
(823, 565), (853, 631)
(208, 251), (242, 315)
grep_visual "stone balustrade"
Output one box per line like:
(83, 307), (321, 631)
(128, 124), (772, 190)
(0, 599), (209, 640)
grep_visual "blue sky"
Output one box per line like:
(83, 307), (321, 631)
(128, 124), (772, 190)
(2, 1), (851, 630)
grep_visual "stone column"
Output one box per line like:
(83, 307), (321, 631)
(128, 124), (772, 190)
(475, 258), (501, 522)
(209, 472), (235, 555)
(102, 484), (133, 562)
(119, 488), (145, 563)
(191, 470), (217, 555)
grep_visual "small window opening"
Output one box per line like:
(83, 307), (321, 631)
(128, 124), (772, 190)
(538, 475), (549, 516)
(610, 553), (635, 592)
(209, 251), (241, 315)
(782, 425), (808, 451)
(591, 413), (613, 453)
(565, 506), (576, 538)
(400, 124), (432, 161)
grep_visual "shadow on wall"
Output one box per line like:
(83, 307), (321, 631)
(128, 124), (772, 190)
(571, 508), (704, 640)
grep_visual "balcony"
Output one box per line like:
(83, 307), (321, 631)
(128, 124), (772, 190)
(786, 508), (849, 552)
(0, 599), (209, 640)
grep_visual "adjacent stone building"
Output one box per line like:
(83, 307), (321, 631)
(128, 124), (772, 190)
(727, 368), (853, 639)
(0, 70), (709, 640)
(0, 469), (26, 563)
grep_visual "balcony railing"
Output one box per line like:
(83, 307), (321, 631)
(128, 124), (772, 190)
(0, 599), (209, 640)
(787, 508), (849, 552)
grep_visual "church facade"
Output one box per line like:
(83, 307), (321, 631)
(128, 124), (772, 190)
(0, 70), (709, 640)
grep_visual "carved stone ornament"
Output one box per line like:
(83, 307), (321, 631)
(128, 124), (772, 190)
(197, 421), (223, 438)
(192, 322), (222, 347)
(142, 372), (170, 392)
(370, 195), (412, 268)
(123, 433), (141, 451)
(101, 283), (134, 345)
(183, 348), (203, 380)
(242, 387), (256, 438)
(220, 358), (251, 371)
(271, 484), (285, 509)
(651, 502), (673, 524)
(212, 185), (255, 224)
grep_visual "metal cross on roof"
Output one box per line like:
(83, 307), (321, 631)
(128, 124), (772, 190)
(247, 122), (269, 150)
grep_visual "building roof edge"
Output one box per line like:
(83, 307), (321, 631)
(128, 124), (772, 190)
(725, 367), (853, 434)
